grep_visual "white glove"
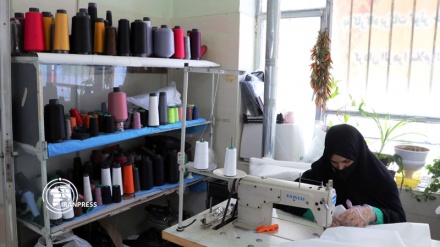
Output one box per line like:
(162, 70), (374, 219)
(331, 199), (376, 227)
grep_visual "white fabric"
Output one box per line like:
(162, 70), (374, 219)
(126, 81), (182, 110)
(301, 127), (326, 163)
(249, 157), (311, 181)
(275, 223), (433, 247)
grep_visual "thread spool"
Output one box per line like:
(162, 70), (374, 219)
(53, 9), (69, 53)
(131, 20), (147, 57)
(61, 184), (75, 221)
(108, 87), (128, 131)
(151, 26), (157, 56)
(192, 105), (199, 120)
(184, 36), (191, 59)
(173, 26), (184, 59)
(133, 167), (141, 192)
(131, 111), (141, 129)
(90, 150), (102, 181)
(88, 2), (97, 47)
(42, 12), (52, 52)
(24, 8), (45, 52)
(194, 140), (209, 169)
(89, 116), (98, 137)
(72, 157), (83, 191)
(93, 186), (103, 206)
(140, 109), (148, 127)
(101, 102), (107, 113)
(81, 114), (90, 129)
(101, 161), (112, 196)
(166, 152), (179, 184)
(82, 162), (94, 181)
(224, 146), (237, 177)
(69, 108), (83, 126)
(178, 106), (183, 121)
(74, 198), (83, 217)
(168, 107), (175, 124)
(143, 17), (153, 57)
(154, 25), (174, 58)
(153, 155), (165, 186)
(138, 156), (154, 190)
(101, 185), (112, 204)
(122, 163), (135, 195)
(148, 93), (159, 127)
(125, 111), (133, 130)
(83, 174), (93, 203)
(22, 191), (40, 218)
(106, 10), (112, 27)
(44, 99), (66, 143)
(117, 19), (130, 56)
(94, 18), (105, 54)
(48, 187), (63, 225)
(159, 92), (168, 125)
(112, 162), (123, 195)
(69, 117), (76, 133)
(114, 151), (128, 165)
(103, 115), (115, 133)
(104, 27), (116, 55)
(65, 118), (71, 140)
(190, 28), (201, 60)
(112, 185), (122, 203)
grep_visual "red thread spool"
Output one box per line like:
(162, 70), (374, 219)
(24, 8), (45, 52)
(172, 26), (184, 59)
(122, 163), (135, 195)
(69, 108), (83, 126)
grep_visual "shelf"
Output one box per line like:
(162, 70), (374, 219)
(47, 118), (210, 157)
(17, 174), (206, 237)
(12, 53), (220, 68)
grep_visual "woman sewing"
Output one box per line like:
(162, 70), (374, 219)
(276, 124), (406, 227)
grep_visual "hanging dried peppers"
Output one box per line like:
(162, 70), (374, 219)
(310, 29), (332, 110)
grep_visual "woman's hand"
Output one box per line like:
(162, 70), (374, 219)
(331, 200), (377, 227)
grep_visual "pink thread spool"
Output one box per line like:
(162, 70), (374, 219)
(172, 26), (184, 59)
(24, 8), (45, 52)
(131, 111), (141, 129)
(107, 87), (128, 131)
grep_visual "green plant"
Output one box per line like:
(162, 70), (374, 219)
(406, 157), (440, 202)
(357, 100), (416, 155)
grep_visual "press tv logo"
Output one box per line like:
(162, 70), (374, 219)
(42, 178), (97, 214)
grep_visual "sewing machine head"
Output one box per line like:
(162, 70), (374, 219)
(234, 175), (336, 230)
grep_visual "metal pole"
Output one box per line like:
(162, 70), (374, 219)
(263, 0), (280, 158)
(176, 64), (189, 232)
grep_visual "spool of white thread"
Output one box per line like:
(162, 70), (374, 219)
(83, 174), (93, 203)
(101, 165), (112, 195)
(148, 92), (159, 127)
(48, 186), (62, 221)
(112, 163), (124, 196)
(223, 146), (237, 176)
(61, 184), (75, 220)
(194, 140), (209, 169)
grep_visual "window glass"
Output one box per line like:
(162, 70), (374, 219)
(261, 0), (327, 13)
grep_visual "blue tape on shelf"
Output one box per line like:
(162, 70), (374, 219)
(48, 118), (208, 157)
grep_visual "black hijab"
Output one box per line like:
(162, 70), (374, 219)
(300, 124), (406, 223)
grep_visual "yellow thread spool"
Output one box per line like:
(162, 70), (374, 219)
(94, 18), (105, 54)
(53, 9), (70, 53)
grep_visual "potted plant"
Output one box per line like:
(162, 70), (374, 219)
(406, 157), (440, 202)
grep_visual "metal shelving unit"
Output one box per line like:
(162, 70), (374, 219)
(11, 53), (222, 247)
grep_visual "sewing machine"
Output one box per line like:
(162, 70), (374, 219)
(234, 175), (336, 230)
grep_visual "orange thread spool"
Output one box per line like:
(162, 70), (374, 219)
(42, 12), (53, 51)
(69, 117), (76, 132)
(94, 18), (105, 54)
(122, 163), (134, 195)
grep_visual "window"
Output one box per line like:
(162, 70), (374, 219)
(256, 0), (440, 155)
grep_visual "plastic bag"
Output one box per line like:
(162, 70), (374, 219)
(34, 231), (92, 247)
(126, 81), (182, 110)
